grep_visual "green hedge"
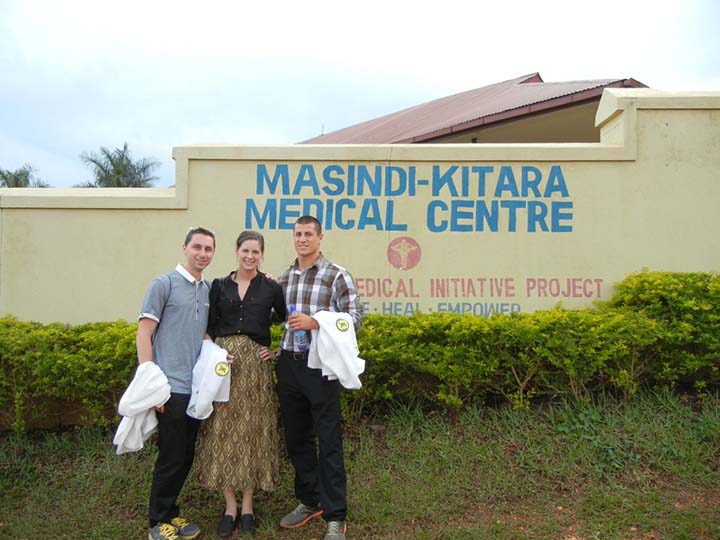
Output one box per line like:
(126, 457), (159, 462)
(353, 271), (719, 412)
(1, 271), (719, 432)
(0, 319), (137, 432)
(607, 271), (720, 389)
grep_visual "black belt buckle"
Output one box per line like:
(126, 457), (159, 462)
(281, 349), (308, 361)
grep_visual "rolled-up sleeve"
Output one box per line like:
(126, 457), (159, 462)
(333, 271), (364, 331)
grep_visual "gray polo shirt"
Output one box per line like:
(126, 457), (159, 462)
(139, 264), (211, 394)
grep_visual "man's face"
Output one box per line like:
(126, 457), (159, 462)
(182, 233), (215, 274)
(294, 223), (322, 258)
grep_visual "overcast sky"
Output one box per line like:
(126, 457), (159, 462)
(1, 0), (718, 188)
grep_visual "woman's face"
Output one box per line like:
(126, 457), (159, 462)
(236, 239), (263, 272)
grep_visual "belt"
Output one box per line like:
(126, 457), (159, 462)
(281, 349), (309, 361)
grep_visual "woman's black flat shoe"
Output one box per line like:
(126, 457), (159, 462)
(239, 514), (257, 535)
(217, 513), (236, 537)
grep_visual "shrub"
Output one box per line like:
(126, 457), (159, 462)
(606, 271), (720, 387)
(1, 271), (718, 432)
(0, 317), (136, 432)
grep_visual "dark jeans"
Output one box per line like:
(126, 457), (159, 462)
(148, 393), (200, 527)
(276, 350), (347, 522)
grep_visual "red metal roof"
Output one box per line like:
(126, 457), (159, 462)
(301, 73), (647, 144)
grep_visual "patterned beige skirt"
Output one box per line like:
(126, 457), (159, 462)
(195, 334), (279, 492)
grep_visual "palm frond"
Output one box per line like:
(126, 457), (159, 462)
(79, 143), (159, 187)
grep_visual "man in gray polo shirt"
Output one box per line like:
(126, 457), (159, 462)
(137, 227), (215, 540)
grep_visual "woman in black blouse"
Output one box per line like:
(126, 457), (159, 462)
(195, 230), (286, 538)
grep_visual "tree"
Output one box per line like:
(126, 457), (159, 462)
(0, 164), (50, 188)
(77, 143), (160, 187)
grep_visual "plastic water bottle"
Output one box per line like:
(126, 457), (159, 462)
(289, 304), (310, 352)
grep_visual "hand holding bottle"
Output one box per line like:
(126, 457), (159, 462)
(288, 305), (314, 352)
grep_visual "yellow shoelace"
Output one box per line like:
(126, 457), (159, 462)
(158, 523), (178, 539)
(170, 517), (189, 528)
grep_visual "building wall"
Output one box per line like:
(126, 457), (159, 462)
(1, 89), (719, 324)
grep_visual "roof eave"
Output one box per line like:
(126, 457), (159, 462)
(396, 78), (646, 144)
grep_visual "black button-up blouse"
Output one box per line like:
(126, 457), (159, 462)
(207, 272), (287, 346)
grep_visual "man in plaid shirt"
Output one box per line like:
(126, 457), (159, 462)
(276, 215), (364, 540)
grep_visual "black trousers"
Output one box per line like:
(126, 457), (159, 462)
(148, 393), (200, 527)
(276, 350), (347, 522)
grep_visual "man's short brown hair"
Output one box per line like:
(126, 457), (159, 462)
(184, 226), (216, 248)
(295, 215), (322, 235)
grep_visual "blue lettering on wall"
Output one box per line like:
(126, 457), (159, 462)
(250, 163), (574, 233)
(322, 165), (344, 196)
(545, 165), (569, 197)
(295, 164), (320, 195)
(495, 166), (520, 197)
(551, 201), (574, 232)
(256, 164), (290, 195)
(522, 166), (542, 197)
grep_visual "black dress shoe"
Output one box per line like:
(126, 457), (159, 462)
(217, 513), (236, 537)
(238, 514), (256, 535)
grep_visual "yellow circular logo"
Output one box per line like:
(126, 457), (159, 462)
(336, 319), (350, 332)
(215, 362), (230, 377)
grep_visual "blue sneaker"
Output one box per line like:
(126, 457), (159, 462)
(170, 517), (200, 539)
(148, 523), (178, 540)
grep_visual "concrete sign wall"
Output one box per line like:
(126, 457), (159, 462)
(1, 89), (719, 324)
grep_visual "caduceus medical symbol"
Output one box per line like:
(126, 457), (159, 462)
(390, 238), (418, 269)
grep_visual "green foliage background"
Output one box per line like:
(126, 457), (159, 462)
(1, 271), (719, 433)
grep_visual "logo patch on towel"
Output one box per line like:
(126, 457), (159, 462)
(215, 362), (230, 376)
(336, 319), (350, 332)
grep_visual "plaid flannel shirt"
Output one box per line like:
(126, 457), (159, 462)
(279, 253), (364, 352)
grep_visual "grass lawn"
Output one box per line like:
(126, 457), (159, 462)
(1, 389), (719, 540)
